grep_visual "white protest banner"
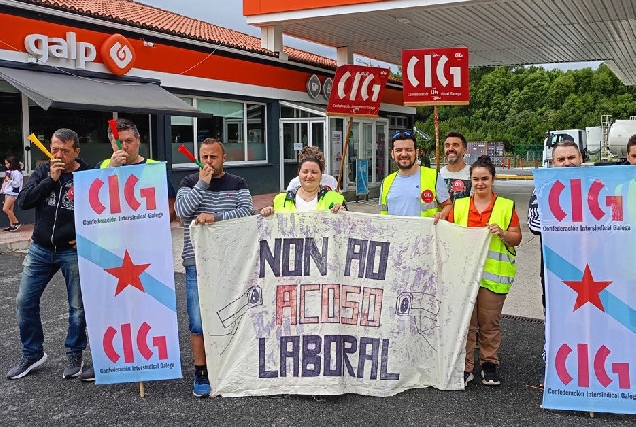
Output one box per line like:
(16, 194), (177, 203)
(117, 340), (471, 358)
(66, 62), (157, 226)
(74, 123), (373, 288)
(74, 163), (181, 384)
(191, 212), (490, 397)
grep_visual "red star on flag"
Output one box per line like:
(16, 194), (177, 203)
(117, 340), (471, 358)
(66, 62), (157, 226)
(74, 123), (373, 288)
(104, 250), (151, 296)
(562, 264), (612, 312)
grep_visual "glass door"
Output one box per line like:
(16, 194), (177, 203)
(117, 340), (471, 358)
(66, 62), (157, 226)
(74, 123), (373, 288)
(282, 121), (308, 189)
(362, 122), (374, 184)
(375, 122), (387, 183)
(280, 119), (326, 191)
(346, 122), (359, 189)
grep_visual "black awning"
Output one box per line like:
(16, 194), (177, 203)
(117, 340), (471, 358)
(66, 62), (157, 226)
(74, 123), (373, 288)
(0, 66), (205, 117)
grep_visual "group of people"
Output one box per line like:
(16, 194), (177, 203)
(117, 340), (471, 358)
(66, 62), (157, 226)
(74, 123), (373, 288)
(6, 122), (633, 398)
(378, 129), (520, 386)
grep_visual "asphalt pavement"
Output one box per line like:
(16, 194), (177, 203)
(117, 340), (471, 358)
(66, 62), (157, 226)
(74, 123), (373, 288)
(0, 178), (634, 425)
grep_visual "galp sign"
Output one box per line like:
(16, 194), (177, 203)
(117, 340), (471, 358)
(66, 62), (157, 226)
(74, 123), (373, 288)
(401, 47), (469, 106)
(326, 65), (389, 117)
(25, 32), (136, 76)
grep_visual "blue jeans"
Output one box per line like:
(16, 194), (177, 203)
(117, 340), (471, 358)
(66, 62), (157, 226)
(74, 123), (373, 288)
(17, 243), (87, 358)
(185, 265), (203, 335)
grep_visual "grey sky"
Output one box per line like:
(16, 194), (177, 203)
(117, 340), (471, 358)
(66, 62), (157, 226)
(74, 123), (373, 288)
(136, 0), (600, 72)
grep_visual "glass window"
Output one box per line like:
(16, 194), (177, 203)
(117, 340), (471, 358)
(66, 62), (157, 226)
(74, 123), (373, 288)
(171, 115), (194, 165)
(198, 99), (244, 161)
(0, 81), (23, 172)
(362, 123), (374, 183)
(283, 122), (308, 162)
(246, 103), (266, 161)
(281, 105), (322, 118)
(171, 97), (195, 166)
(376, 123), (387, 181)
(347, 123), (360, 185)
(171, 97), (267, 166)
(27, 102), (112, 169)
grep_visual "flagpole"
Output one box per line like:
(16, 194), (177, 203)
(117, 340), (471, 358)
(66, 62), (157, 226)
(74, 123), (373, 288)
(434, 105), (440, 173)
(140, 381), (145, 397)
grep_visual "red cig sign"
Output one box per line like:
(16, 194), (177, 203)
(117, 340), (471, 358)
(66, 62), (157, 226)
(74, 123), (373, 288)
(401, 47), (469, 106)
(326, 65), (389, 117)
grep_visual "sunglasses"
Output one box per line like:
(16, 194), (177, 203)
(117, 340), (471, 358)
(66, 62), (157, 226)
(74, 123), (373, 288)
(392, 130), (416, 141)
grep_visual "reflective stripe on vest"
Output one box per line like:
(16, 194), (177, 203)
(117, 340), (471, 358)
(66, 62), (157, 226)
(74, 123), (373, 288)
(379, 166), (439, 217)
(487, 250), (515, 264)
(482, 272), (514, 285)
(99, 158), (158, 168)
(453, 196), (516, 294)
(273, 190), (344, 212)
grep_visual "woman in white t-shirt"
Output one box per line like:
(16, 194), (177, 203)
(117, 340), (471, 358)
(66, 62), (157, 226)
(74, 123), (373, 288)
(261, 146), (346, 215)
(2, 156), (23, 231)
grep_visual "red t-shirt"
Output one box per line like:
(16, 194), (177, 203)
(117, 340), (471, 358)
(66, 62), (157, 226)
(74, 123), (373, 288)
(448, 193), (519, 228)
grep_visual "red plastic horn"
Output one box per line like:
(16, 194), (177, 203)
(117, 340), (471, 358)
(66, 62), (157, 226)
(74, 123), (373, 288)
(177, 144), (204, 168)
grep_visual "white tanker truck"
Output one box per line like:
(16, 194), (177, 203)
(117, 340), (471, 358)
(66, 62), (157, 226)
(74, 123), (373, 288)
(542, 116), (636, 167)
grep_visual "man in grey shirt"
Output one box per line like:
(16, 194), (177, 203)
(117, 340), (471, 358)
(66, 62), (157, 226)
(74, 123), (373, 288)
(175, 138), (253, 397)
(439, 131), (471, 201)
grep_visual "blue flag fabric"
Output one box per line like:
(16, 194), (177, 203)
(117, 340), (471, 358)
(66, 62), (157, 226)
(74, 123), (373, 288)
(73, 163), (181, 384)
(535, 165), (636, 414)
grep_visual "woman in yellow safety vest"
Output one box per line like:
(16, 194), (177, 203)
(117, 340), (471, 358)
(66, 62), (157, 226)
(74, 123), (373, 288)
(261, 146), (346, 216)
(448, 155), (522, 387)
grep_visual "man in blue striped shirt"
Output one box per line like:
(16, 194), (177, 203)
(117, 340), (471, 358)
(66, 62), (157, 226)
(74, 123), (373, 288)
(175, 138), (253, 397)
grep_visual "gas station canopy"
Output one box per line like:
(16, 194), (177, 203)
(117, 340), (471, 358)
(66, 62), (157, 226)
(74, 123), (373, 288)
(244, 0), (636, 85)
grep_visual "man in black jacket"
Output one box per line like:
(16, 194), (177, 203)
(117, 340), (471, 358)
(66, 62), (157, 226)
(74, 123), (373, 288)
(6, 128), (91, 380)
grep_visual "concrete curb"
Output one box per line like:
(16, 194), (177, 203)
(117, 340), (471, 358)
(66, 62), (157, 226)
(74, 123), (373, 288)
(496, 174), (534, 180)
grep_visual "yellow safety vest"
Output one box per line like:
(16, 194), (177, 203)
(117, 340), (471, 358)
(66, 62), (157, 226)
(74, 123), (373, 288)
(379, 166), (439, 217)
(273, 188), (345, 212)
(454, 196), (516, 294)
(99, 158), (158, 168)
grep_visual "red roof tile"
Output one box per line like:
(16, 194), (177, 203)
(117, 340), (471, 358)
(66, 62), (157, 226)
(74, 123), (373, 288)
(16, 0), (339, 70)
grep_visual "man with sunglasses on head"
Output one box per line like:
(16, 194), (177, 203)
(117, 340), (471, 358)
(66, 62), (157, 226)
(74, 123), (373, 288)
(440, 131), (471, 201)
(380, 130), (452, 222)
(7, 128), (91, 380)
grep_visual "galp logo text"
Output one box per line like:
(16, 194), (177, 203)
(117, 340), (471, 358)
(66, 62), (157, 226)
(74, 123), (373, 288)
(25, 32), (136, 75)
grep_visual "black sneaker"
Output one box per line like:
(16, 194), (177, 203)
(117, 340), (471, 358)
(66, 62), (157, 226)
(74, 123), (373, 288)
(62, 352), (83, 379)
(11, 223), (21, 231)
(79, 365), (95, 382)
(2, 226), (12, 232)
(7, 225), (18, 232)
(193, 368), (211, 398)
(6, 353), (48, 379)
(464, 371), (474, 386)
(481, 362), (501, 386)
